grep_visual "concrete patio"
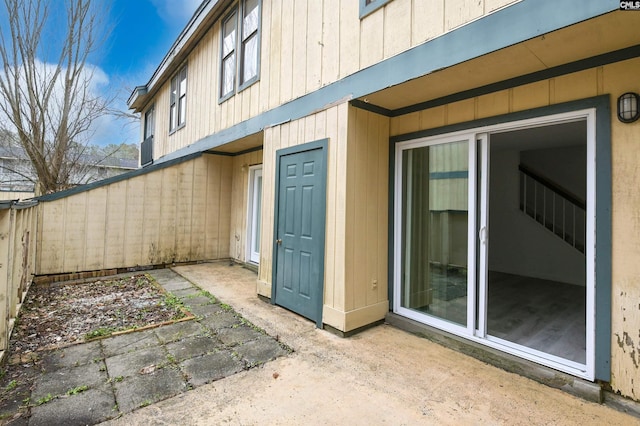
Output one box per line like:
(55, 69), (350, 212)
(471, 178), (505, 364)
(101, 262), (639, 425)
(22, 267), (290, 425)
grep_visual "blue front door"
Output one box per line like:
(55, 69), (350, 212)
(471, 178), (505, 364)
(273, 140), (327, 327)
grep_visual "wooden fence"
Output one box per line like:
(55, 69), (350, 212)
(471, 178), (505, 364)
(0, 154), (237, 358)
(0, 201), (38, 356)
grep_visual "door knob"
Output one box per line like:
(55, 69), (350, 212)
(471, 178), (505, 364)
(276, 239), (282, 245)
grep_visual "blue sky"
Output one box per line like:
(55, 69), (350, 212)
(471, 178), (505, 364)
(99, 0), (202, 146)
(104, 0), (200, 82)
(0, 0), (201, 148)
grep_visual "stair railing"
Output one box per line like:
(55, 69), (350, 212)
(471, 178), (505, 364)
(518, 164), (586, 254)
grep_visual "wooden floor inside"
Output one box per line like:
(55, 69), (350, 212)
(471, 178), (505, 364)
(487, 271), (586, 364)
(413, 269), (586, 364)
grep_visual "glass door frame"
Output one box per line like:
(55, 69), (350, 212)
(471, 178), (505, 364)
(393, 132), (478, 338)
(392, 109), (596, 380)
(247, 165), (263, 264)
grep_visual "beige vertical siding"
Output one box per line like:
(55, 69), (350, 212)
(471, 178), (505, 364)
(143, 0), (518, 162)
(603, 59), (640, 402)
(388, 58), (640, 401)
(342, 107), (390, 330)
(36, 155), (233, 275)
(230, 150), (264, 263)
(260, 104), (389, 332)
(0, 191), (34, 201)
(259, 104), (349, 307)
(0, 205), (37, 352)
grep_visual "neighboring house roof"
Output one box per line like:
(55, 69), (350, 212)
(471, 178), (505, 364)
(0, 144), (138, 169)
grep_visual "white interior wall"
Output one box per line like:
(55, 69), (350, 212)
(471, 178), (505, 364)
(488, 146), (586, 286)
(520, 145), (587, 200)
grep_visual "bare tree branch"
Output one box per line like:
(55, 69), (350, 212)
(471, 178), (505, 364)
(0, 0), (113, 195)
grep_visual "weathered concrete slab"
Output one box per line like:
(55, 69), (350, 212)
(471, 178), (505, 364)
(101, 329), (160, 357)
(164, 336), (222, 362)
(153, 320), (205, 344)
(29, 385), (116, 426)
(182, 295), (213, 307)
(216, 325), (265, 346)
(32, 362), (108, 401)
(39, 341), (102, 371)
(198, 310), (239, 331)
(180, 350), (244, 387)
(186, 303), (224, 318)
(168, 287), (201, 299)
(233, 338), (290, 368)
(105, 346), (169, 379)
(155, 279), (193, 292)
(113, 367), (187, 414)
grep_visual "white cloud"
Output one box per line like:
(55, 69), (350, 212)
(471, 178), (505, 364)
(0, 59), (138, 148)
(150, 0), (202, 27)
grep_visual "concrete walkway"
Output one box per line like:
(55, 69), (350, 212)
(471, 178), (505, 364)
(102, 262), (639, 425)
(26, 268), (289, 425)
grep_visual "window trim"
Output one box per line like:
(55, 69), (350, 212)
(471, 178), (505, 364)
(246, 165), (263, 264)
(237, 0), (261, 91)
(359, 0), (393, 19)
(219, 9), (238, 102)
(144, 104), (155, 140)
(219, 0), (261, 103)
(169, 65), (188, 134)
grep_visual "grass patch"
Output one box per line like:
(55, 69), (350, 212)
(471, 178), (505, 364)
(66, 385), (88, 395)
(36, 393), (54, 405)
(85, 327), (117, 341)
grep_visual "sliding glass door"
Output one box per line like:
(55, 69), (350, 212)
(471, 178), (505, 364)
(393, 111), (595, 380)
(394, 134), (477, 335)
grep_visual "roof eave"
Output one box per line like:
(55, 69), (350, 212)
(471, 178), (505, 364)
(127, 0), (230, 113)
(127, 85), (148, 111)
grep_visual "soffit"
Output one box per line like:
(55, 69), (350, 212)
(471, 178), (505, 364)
(357, 11), (640, 112)
(206, 132), (263, 154)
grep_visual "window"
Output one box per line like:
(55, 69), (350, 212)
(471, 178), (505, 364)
(141, 105), (155, 166)
(220, 12), (237, 99)
(240, 0), (259, 86)
(144, 105), (155, 140)
(170, 66), (187, 132)
(219, 0), (261, 101)
(360, 0), (393, 18)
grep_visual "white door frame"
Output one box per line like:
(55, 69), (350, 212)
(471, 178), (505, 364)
(393, 109), (596, 380)
(246, 165), (262, 264)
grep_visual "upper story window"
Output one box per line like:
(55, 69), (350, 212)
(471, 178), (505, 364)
(219, 0), (261, 101)
(141, 105), (155, 166)
(170, 65), (187, 132)
(360, 0), (394, 19)
(144, 105), (155, 140)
